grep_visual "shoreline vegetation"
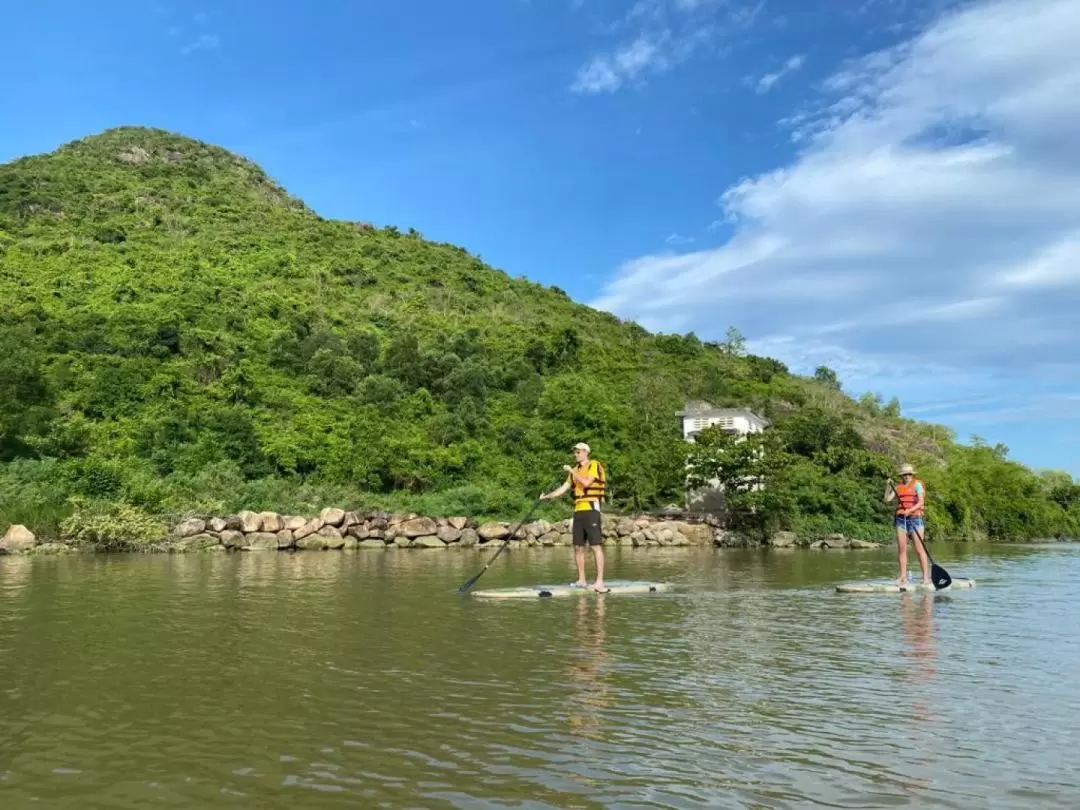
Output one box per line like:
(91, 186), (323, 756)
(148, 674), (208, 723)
(2, 508), (1076, 556)
(2, 127), (1079, 550)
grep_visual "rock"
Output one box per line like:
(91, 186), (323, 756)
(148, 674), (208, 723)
(209, 518), (228, 533)
(539, 531), (559, 546)
(616, 518), (636, 536)
(277, 529), (295, 549)
(679, 524), (713, 545)
(176, 518), (206, 538)
(477, 522), (509, 540)
(448, 516), (469, 530)
(392, 535), (412, 548)
(320, 507), (346, 527)
(173, 534), (220, 552)
(346, 524), (370, 540)
(237, 510), (262, 533)
(342, 511), (360, 529)
(770, 531), (798, 548)
(1, 524), (36, 552)
(317, 526), (345, 549)
(631, 532), (647, 547)
(849, 539), (882, 549)
(259, 512), (283, 533)
(458, 529), (478, 548)
(437, 526), (462, 543)
(558, 533), (574, 546)
(401, 517), (438, 538)
(672, 533), (691, 547)
(293, 518), (323, 540)
(367, 529), (385, 541)
(342, 536), (359, 550)
(368, 515), (388, 530)
(283, 515), (307, 531)
(658, 528), (675, 544)
(244, 532), (279, 551)
(220, 530), (245, 549)
(223, 515), (243, 531)
(359, 538), (386, 548)
(296, 534), (327, 551)
(414, 535), (445, 548)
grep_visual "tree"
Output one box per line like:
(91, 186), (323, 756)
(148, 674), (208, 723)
(684, 426), (792, 539)
(813, 365), (841, 390)
(719, 326), (746, 357)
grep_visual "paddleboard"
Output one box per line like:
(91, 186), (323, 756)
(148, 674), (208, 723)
(836, 577), (976, 594)
(471, 579), (672, 599)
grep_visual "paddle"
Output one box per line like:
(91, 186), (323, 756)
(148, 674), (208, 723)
(888, 481), (952, 590)
(457, 480), (558, 594)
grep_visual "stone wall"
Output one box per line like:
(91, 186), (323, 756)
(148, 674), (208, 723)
(2, 510), (887, 554)
(165, 509), (724, 552)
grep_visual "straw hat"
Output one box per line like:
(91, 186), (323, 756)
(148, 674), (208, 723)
(898, 463), (915, 476)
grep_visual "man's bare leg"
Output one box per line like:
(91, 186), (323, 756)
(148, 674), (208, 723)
(573, 545), (587, 586)
(591, 545), (605, 591)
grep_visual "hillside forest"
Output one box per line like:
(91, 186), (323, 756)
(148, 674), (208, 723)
(1, 127), (1077, 544)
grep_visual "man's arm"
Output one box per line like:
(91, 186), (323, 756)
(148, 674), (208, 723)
(570, 468), (595, 487)
(540, 478), (572, 501)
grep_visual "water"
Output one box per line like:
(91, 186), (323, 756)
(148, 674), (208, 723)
(1, 543), (1079, 808)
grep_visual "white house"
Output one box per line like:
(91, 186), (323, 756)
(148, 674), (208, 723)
(677, 401), (769, 442)
(677, 400), (769, 513)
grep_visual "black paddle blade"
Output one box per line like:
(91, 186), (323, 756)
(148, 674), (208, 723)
(931, 563), (952, 590)
(457, 572), (483, 593)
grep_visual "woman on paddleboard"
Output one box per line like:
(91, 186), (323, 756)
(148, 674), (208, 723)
(884, 463), (931, 587)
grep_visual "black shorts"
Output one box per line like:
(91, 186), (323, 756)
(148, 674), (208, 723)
(572, 510), (602, 547)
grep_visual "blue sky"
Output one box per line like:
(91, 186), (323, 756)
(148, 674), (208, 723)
(3, 0), (1078, 477)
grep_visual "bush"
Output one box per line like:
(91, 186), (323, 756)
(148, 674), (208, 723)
(59, 498), (168, 551)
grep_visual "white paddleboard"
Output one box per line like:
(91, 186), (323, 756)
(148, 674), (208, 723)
(471, 579), (672, 599)
(836, 577), (976, 594)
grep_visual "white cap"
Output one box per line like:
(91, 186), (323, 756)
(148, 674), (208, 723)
(573, 442), (590, 452)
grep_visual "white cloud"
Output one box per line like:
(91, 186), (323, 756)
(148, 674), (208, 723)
(589, 0), (1080, 429)
(754, 54), (805, 94)
(571, 35), (668, 94)
(569, 0), (756, 94)
(180, 33), (219, 56)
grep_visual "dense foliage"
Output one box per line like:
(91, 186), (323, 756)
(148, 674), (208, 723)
(1, 127), (1076, 542)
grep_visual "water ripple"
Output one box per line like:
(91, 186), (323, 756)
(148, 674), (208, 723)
(1, 546), (1079, 807)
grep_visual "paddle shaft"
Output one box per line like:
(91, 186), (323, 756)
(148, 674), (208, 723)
(457, 480), (557, 593)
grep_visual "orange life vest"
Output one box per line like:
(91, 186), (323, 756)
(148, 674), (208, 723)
(895, 478), (924, 516)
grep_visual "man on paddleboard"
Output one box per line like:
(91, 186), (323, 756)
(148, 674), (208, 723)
(539, 442), (607, 592)
(884, 463), (930, 587)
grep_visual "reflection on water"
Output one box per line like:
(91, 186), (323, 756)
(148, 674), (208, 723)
(566, 596), (610, 740)
(1, 544), (1079, 808)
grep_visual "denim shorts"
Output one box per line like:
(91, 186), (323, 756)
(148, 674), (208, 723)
(894, 515), (925, 534)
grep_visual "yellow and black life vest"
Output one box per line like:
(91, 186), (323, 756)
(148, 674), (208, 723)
(572, 459), (606, 511)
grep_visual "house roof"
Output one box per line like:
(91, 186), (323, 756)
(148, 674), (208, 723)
(676, 400), (770, 425)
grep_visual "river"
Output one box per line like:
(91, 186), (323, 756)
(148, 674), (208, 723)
(1, 542), (1078, 808)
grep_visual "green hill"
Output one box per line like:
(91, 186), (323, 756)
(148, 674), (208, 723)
(1, 126), (1076, 543)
